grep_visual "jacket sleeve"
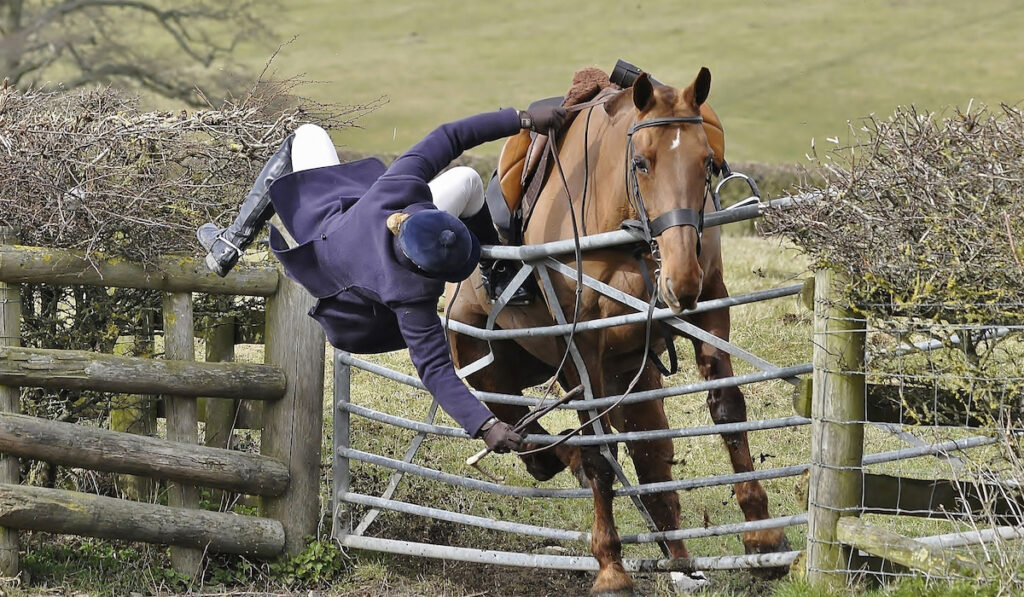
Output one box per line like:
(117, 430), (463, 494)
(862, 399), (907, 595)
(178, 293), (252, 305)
(392, 301), (494, 437)
(385, 108), (522, 184)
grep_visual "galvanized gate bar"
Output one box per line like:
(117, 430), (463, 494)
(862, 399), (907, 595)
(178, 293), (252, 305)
(337, 400), (810, 444)
(341, 491), (808, 546)
(480, 196), (807, 261)
(445, 284), (803, 340)
(341, 492), (586, 542)
(338, 447), (809, 498)
(339, 433), (991, 500)
(540, 257), (798, 381)
(340, 534), (801, 572)
(335, 350), (811, 408)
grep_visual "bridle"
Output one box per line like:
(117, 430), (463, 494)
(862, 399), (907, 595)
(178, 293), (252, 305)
(621, 114), (714, 376)
(622, 115), (713, 261)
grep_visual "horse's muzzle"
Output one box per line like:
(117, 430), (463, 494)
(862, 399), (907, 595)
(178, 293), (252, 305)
(660, 274), (701, 313)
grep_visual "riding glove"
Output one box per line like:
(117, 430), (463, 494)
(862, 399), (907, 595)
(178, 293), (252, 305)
(520, 106), (568, 133)
(478, 418), (523, 453)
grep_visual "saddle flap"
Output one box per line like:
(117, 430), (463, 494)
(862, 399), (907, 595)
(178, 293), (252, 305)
(497, 129), (533, 214)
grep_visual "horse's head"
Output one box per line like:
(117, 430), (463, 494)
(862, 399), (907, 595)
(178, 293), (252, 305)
(606, 68), (714, 312)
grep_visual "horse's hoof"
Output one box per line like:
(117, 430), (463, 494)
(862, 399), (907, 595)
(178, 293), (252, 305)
(671, 570), (710, 593)
(521, 445), (568, 481)
(590, 589), (637, 597)
(590, 565), (635, 596)
(745, 533), (792, 580)
(571, 462), (589, 488)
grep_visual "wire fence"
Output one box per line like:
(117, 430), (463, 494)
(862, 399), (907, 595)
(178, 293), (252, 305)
(806, 294), (1024, 590)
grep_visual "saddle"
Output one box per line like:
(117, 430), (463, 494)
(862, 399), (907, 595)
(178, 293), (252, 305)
(484, 67), (727, 242)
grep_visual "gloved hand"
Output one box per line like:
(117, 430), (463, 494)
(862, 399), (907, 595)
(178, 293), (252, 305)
(478, 418), (523, 453)
(520, 106), (568, 133)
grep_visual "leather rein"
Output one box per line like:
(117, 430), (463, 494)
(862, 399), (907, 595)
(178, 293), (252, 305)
(540, 101), (714, 377)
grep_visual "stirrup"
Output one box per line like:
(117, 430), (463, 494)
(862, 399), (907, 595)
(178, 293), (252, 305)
(481, 259), (535, 306)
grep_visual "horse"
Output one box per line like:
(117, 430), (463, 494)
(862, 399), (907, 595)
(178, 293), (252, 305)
(446, 69), (789, 595)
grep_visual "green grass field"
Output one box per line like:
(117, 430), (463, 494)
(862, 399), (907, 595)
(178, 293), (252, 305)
(247, 0), (1024, 164)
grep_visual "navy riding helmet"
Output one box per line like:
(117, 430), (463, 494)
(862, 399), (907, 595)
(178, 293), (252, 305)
(393, 210), (480, 283)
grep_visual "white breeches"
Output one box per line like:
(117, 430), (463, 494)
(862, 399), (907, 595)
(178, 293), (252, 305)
(428, 166), (485, 218)
(292, 123), (342, 172)
(291, 124), (484, 218)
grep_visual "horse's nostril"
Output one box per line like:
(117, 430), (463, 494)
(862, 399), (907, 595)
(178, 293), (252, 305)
(661, 278), (681, 311)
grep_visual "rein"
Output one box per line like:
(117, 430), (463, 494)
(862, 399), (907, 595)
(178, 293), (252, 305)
(621, 115), (713, 376)
(515, 103), (712, 454)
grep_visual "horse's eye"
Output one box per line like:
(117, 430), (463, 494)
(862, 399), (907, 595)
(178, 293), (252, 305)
(632, 155), (650, 174)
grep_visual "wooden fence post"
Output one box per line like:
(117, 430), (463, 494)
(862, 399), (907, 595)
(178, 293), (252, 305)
(163, 291), (202, 578)
(0, 227), (21, 576)
(110, 328), (157, 502)
(261, 273), (325, 555)
(202, 316), (237, 509)
(806, 269), (866, 588)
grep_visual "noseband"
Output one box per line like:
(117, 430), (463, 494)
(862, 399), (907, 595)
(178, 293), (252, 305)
(622, 115), (712, 257)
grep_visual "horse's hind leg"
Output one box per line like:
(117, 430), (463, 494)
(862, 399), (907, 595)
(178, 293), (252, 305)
(612, 365), (689, 561)
(690, 273), (790, 574)
(448, 327), (574, 482)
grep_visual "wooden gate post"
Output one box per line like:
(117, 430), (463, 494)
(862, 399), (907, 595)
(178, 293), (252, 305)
(163, 291), (202, 578)
(0, 227), (21, 576)
(806, 269), (866, 587)
(261, 273), (325, 555)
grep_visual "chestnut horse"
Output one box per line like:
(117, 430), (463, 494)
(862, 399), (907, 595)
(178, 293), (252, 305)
(446, 69), (788, 595)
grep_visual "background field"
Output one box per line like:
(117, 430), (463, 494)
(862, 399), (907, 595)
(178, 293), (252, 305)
(237, 0), (1024, 164)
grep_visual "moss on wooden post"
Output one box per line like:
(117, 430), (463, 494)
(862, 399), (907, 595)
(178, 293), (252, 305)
(162, 291), (203, 578)
(0, 227), (21, 576)
(806, 268), (866, 588)
(260, 273), (325, 555)
(201, 316), (237, 508)
(110, 334), (157, 502)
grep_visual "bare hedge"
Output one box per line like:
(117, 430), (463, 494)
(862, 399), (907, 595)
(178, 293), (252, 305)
(763, 103), (1024, 324)
(0, 78), (375, 266)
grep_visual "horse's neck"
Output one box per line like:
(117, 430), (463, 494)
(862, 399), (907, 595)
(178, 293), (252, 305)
(525, 103), (636, 244)
(585, 108), (635, 233)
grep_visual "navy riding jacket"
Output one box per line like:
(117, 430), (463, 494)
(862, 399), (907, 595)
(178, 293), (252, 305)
(267, 108), (522, 437)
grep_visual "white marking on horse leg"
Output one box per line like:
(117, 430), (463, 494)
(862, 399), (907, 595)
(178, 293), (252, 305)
(670, 130), (681, 150)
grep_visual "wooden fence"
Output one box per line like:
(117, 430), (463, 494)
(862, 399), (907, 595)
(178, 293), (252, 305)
(0, 228), (326, 580)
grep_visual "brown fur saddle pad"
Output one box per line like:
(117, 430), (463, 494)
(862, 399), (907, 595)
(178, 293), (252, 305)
(495, 67), (727, 217)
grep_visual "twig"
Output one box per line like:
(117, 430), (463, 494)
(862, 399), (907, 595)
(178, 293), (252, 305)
(1006, 212), (1023, 274)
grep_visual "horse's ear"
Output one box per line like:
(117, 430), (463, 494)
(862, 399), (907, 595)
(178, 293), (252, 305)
(632, 72), (655, 112)
(686, 67), (711, 107)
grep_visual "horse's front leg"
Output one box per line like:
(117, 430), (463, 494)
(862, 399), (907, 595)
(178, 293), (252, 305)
(612, 365), (689, 561)
(689, 274), (790, 570)
(581, 437), (634, 596)
(562, 368), (634, 596)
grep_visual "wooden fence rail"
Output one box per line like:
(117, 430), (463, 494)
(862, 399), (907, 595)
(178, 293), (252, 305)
(0, 346), (285, 399)
(0, 244), (278, 296)
(0, 483), (285, 558)
(0, 240), (325, 578)
(0, 412), (289, 495)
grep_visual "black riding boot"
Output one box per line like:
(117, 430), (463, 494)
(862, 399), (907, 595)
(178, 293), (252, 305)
(461, 206), (536, 306)
(197, 134), (295, 277)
